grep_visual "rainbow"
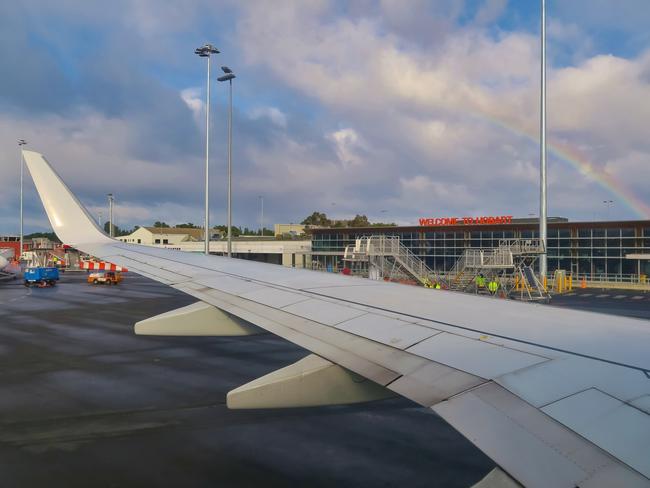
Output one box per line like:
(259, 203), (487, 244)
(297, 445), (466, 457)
(470, 111), (650, 219)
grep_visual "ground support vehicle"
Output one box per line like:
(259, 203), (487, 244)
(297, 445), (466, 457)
(24, 267), (60, 287)
(87, 271), (122, 285)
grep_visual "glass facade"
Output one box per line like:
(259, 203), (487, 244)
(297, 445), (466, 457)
(311, 221), (650, 278)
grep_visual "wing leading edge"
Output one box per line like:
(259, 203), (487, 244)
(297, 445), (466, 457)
(23, 150), (650, 487)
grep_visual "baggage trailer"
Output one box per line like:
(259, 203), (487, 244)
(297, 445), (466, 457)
(24, 267), (60, 287)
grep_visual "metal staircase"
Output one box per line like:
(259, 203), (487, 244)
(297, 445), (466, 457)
(510, 265), (550, 301)
(447, 239), (544, 292)
(344, 236), (443, 287)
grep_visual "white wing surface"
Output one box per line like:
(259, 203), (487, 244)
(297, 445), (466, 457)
(23, 151), (650, 487)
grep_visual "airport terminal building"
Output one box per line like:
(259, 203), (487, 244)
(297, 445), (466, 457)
(310, 217), (650, 279)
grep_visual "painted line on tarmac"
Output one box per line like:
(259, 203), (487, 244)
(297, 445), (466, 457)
(580, 293), (593, 297)
(613, 295), (626, 299)
(596, 294), (609, 298)
(631, 296), (644, 300)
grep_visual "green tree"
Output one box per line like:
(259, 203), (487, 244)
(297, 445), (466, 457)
(175, 223), (198, 228)
(301, 212), (331, 226)
(153, 221), (170, 228)
(213, 225), (242, 237)
(24, 232), (60, 242)
(348, 214), (370, 227)
(104, 222), (132, 236)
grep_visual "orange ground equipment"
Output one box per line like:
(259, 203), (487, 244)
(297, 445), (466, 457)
(87, 271), (123, 285)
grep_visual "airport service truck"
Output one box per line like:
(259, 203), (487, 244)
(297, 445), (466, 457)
(87, 271), (123, 285)
(24, 267), (60, 287)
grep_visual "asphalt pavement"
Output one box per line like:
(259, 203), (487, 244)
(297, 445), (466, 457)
(2, 273), (648, 487)
(0, 274), (493, 488)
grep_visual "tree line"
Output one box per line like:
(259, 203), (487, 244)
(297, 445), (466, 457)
(300, 212), (395, 228)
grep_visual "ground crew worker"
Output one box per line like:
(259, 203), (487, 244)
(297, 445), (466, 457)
(488, 279), (498, 295)
(434, 282), (441, 289)
(475, 273), (486, 289)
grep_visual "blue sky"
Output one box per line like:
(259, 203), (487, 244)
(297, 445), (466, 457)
(2, 0), (650, 235)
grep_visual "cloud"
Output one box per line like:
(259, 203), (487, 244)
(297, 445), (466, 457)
(249, 106), (288, 128)
(2, 0), (650, 236)
(474, 0), (508, 25)
(181, 87), (206, 127)
(328, 128), (365, 167)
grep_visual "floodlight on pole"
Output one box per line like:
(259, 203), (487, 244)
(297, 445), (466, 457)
(107, 193), (114, 237)
(194, 43), (220, 255)
(603, 200), (613, 220)
(218, 66), (236, 257)
(18, 139), (27, 259)
(259, 195), (264, 235)
(539, 0), (548, 279)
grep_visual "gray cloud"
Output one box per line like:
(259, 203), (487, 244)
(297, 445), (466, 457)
(1, 0), (649, 237)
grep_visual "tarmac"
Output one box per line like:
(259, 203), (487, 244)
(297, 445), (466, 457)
(1, 274), (648, 487)
(0, 273), (493, 488)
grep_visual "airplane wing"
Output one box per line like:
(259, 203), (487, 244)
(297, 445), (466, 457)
(23, 150), (650, 487)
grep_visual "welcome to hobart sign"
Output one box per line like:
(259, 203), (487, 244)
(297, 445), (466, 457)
(418, 215), (514, 226)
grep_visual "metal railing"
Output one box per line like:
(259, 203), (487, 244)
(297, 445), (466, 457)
(344, 236), (442, 286)
(367, 236), (439, 285)
(497, 238), (545, 255)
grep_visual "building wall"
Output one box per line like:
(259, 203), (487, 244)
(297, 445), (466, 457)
(118, 227), (194, 246)
(311, 222), (650, 277)
(117, 227), (152, 244)
(116, 238), (312, 269)
(274, 224), (306, 236)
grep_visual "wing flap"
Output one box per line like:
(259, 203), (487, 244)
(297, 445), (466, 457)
(542, 388), (650, 479)
(434, 382), (649, 487)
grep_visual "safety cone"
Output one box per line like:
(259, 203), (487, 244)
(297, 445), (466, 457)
(581, 277), (587, 289)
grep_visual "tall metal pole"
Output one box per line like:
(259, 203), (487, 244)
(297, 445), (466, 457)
(204, 55), (211, 255)
(227, 78), (233, 257)
(218, 67), (236, 257)
(107, 193), (114, 237)
(539, 0), (548, 279)
(195, 44), (219, 255)
(259, 195), (264, 235)
(18, 140), (27, 259)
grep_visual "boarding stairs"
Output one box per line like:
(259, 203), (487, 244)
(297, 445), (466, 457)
(447, 239), (545, 292)
(513, 265), (550, 301)
(344, 236), (443, 287)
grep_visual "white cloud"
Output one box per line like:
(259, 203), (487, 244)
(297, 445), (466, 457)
(249, 106), (288, 128)
(4, 0), (650, 235)
(233, 1), (650, 220)
(328, 128), (365, 168)
(180, 88), (205, 127)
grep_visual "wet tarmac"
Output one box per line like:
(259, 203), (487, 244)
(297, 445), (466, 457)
(0, 274), (493, 488)
(2, 273), (648, 487)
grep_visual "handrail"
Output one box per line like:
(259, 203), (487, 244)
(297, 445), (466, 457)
(364, 235), (442, 286)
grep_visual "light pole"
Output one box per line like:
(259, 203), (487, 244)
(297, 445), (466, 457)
(539, 0), (548, 279)
(259, 195), (264, 236)
(107, 193), (114, 237)
(18, 139), (27, 259)
(603, 200), (613, 220)
(195, 43), (220, 255)
(218, 66), (236, 257)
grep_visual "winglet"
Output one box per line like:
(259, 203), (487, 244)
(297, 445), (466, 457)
(22, 151), (112, 246)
